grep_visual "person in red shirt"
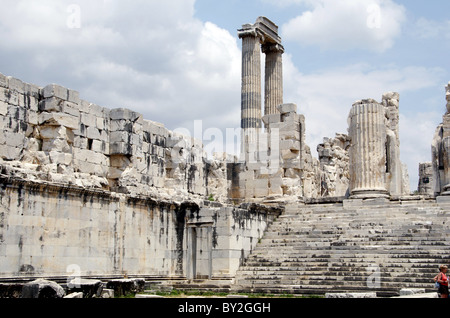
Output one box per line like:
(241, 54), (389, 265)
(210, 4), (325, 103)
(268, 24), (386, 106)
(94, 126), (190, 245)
(435, 265), (449, 298)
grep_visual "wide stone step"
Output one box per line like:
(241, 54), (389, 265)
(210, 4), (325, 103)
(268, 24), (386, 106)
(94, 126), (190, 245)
(232, 201), (449, 296)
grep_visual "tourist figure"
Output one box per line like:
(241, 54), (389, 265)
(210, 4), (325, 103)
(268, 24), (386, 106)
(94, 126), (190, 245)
(434, 265), (449, 298)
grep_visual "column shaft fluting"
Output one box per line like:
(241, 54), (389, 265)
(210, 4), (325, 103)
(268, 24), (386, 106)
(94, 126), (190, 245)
(263, 44), (284, 116)
(240, 32), (262, 145)
(348, 102), (389, 199)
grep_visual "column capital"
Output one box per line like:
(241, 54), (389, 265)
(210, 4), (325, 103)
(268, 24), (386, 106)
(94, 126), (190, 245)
(262, 43), (285, 54)
(238, 26), (265, 41)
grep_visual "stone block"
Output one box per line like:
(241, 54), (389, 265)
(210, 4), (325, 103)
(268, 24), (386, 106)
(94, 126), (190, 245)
(110, 119), (132, 132)
(277, 103), (297, 114)
(39, 112), (79, 130)
(262, 114), (281, 125)
(5, 90), (19, 105)
(79, 100), (90, 113)
(64, 292), (83, 298)
(39, 126), (68, 139)
(42, 84), (68, 100)
(96, 117), (106, 130)
(74, 149), (107, 165)
(86, 126), (102, 140)
(49, 152), (73, 165)
(73, 136), (88, 149)
(89, 103), (105, 117)
(67, 89), (80, 104)
(4, 131), (24, 148)
(0, 100), (8, 116)
(279, 129), (300, 141)
(91, 140), (109, 154)
(67, 278), (103, 298)
(281, 149), (300, 160)
(110, 131), (130, 143)
(0, 144), (22, 160)
(42, 138), (71, 153)
(27, 110), (38, 125)
(110, 142), (132, 156)
(24, 83), (41, 97)
(281, 112), (300, 123)
(283, 159), (301, 169)
(110, 108), (142, 122)
(40, 98), (80, 117)
(280, 140), (301, 151)
(21, 279), (66, 299)
(0, 73), (8, 88)
(80, 112), (97, 127)
(7, 77), (25, 94)
(0, 87), (8, 103)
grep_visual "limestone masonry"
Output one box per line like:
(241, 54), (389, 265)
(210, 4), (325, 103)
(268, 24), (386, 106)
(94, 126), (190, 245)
(0, 16), (449, 298)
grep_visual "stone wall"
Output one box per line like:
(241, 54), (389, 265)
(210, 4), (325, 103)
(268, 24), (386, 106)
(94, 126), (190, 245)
(317, 134), (350, 198)
(237, 103), (322, 202)
(0, 175), (280, 280)
(0, 72), (231, 204)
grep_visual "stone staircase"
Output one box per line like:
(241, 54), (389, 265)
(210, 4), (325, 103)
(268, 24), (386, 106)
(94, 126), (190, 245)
(232, 200), (450, 297)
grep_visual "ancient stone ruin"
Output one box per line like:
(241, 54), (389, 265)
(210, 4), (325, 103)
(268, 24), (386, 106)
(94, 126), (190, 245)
(0, 17), (449, 298)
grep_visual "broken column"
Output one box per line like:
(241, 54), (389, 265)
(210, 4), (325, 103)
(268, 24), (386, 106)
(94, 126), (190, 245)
(382, 92), (403, 196)
(348, 100), (389, 199)
(431, 82), (450, 196)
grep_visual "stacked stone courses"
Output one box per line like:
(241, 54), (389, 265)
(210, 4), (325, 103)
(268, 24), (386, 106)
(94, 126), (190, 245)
(0, 72), (232, 202)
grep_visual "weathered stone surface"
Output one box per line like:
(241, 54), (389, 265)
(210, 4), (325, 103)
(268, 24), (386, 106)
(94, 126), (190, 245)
(67, 278), (103, 298)
(277, 103), (296, 114)
(42, 84), (68, 100)
(21, 279), (65, 299)
(64, 292), (84, 298)
(39, 112), (79, 130)
(348, 101), (389, 199)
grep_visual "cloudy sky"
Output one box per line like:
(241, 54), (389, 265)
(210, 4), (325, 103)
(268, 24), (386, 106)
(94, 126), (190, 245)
(0, 0), (449, 191)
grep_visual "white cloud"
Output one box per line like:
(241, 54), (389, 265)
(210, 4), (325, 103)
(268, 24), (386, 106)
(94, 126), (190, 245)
(281, 0), (406, 52)
(0, 0), (242, 134)
(413, 17), (450, 39)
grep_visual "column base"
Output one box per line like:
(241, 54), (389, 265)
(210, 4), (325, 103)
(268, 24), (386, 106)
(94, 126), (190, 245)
(349, 189), (390, 200)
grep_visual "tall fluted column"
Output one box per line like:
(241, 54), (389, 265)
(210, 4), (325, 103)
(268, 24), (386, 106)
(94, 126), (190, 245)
(263, 43), (284, 116)
(348, 101), (389, 199)
(239, 28), (262, 149)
